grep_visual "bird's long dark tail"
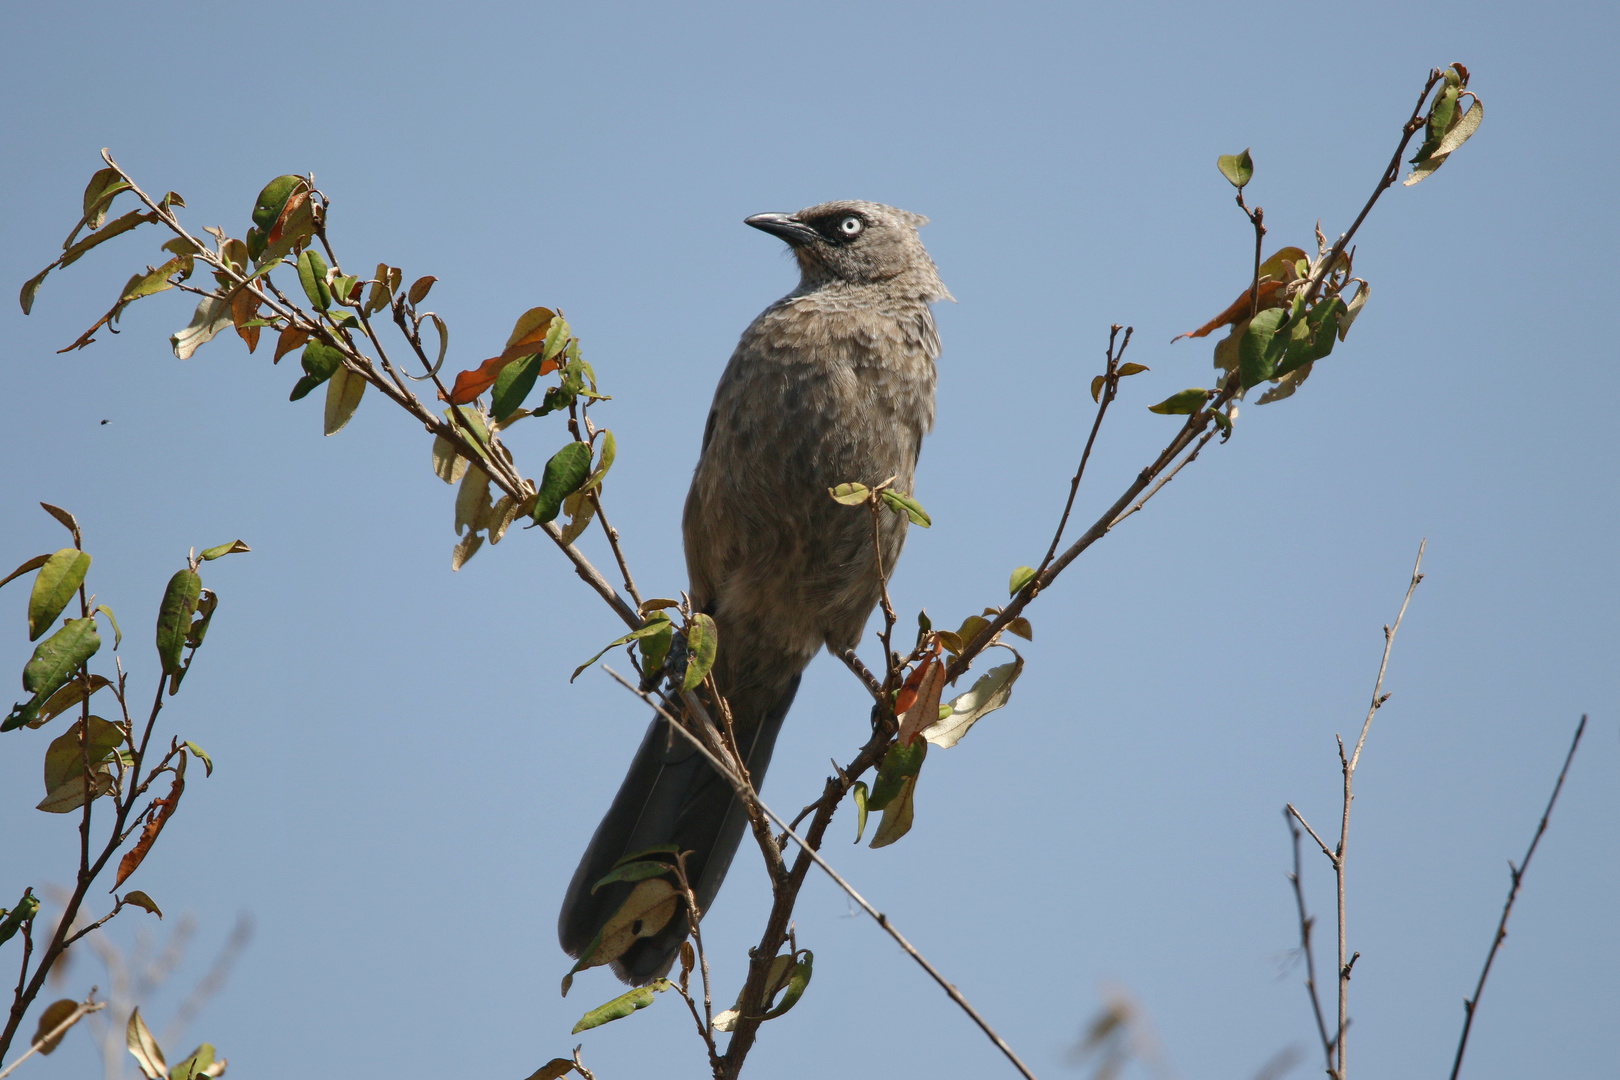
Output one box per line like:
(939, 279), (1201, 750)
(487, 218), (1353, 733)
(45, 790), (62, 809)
(557, 670), (801, 984)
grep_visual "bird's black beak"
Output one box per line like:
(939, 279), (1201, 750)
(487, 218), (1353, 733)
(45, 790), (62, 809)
(745, 212), (820, 247)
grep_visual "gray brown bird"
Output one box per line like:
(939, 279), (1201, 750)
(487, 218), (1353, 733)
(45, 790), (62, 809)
(559, 200), (950, 983)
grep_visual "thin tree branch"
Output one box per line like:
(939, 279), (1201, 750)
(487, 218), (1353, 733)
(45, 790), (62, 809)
(602, 668), (1040, 1080)
(1448, 714), (1587, 1080)
(1034, 325), (1131, 579)
(1285, 804), (1333, 861)
(1286, 811), (1336, 1074)
(1303, 69), (1446, 307)
(1324, 539), (1425, 1080)
(0, 994), (105, 1080)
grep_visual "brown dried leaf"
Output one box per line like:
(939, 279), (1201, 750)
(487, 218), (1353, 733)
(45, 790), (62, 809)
(32, 998), (79, 1055)
(230, 288), (261, 352)
(115, 761), (185, 888)
(272, 326), (308, 365)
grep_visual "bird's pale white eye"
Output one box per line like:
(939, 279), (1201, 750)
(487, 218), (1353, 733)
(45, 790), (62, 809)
(838, 215), (864, 237)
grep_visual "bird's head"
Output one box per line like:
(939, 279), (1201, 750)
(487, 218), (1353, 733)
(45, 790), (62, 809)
(744, 200), (949, 300)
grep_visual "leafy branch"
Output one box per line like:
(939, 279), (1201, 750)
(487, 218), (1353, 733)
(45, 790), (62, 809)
(0, 506), (240, 1071)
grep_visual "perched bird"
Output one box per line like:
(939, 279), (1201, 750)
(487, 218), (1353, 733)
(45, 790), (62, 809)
(559, 200), (950, 983)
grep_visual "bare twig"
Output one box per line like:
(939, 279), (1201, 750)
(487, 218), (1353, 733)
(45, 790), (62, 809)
(1448, 714), (1587, 1080)
(1284, 540), (1424, 1080)
(1034, 325), (1131, 580)
(602, 668), (1040, 1080)
(1286, 812), (1335, 1073)
(671, 855), (722, 1075)
(1108, 428), (1217, 529)
(836, 648), (885, 702)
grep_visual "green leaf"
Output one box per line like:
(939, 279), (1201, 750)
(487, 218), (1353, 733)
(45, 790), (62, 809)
(323, 364), (366, 434)
(59, 208), (157, 269)
(570, 613), (673, 682)
(6, 618), (101, 732)
(251, 175), (304, 230)
(155, 570), (201, 677)
(184, 741), (214, 777)
(1337, 280), (1370, 342)
(32, 674), (113, 729)
(683, 613), (718, 691)
(492, 351), (543, 421)
(923, 657), (1025, 749)
(638, 619), (674, 675)
(1237, 307), (1289, 389)
(1117, 362), (1150, 377)
(760, 951), (813, 1020)
(28, 549), (91, 641)
(39, 716), (123, 813)
(82, 167), (125, 227)
(870, 770), (921, 848)
(880, 489), (931, 527)
(612, 843), (683, 868)
(1148, 388), (1211, 415)
(829, 482), (870, 505)
(169, 1044), (216, 1080)
(290, 341), (344, 401)
(571, 980), (671, 1034)
(852, 780), (869, 844)
(297, 249), (331, 311)
(592, 860), (675, 894)
(0, 555), (50, 592)
(1275, 298), (1345, 379)
(1008, 566), (1037, 597)
(171, 291), (235, 360)
(533, 441), (593, 525)
(0, 891), (39, 946)
(542, 315), (572, 361)
(1406, 95), (1484, 186)
(584, 430), (616, 492)
(866, 737), (926, 811)
(1217, 148), (1254, 189)
(19, 267), (52, 316)
(198, 540), (250, 561)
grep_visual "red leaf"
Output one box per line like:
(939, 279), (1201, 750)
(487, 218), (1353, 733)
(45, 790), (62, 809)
(267, 187), (309, 246)
(445, 322), (562, 405)
(1171, 279), (1287, 342)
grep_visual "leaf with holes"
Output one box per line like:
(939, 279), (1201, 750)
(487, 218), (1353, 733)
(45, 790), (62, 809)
(594, 879), (680, 967)
(683, 613), (718, 691)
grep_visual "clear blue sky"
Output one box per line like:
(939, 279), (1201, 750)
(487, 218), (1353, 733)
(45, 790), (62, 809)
(3, 2), (1615, 1078)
